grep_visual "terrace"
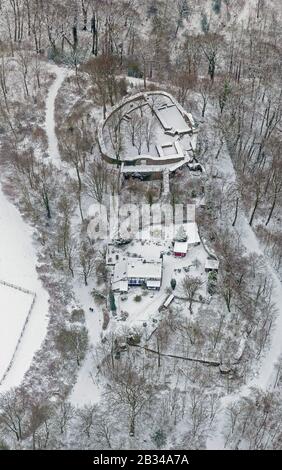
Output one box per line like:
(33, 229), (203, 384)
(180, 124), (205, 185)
(98, 90), (198, 177)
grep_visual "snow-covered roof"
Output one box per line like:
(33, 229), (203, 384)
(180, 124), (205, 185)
(174, 241), (188, 254)
(113, 280), (128, 292)
(156, 141), (184, 159)
(127, 258), (162, 280)
(205, 258), (219, 271)
(113, 259), (128, 284)
(163, 294), (175, 308)
(155, 104), (192, 134)
(147, 280), (162, 289)
(186, 223), (201, 245)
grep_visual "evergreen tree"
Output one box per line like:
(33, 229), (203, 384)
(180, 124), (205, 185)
(151, 429), (167, 449)
(109, 291), (117, 312)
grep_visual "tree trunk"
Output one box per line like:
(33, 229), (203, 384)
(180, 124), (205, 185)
(232, 197), (239, 227)
(129, 415), (135, 437)
(249, 196), (259, 226)
(265, 193), (277, 226)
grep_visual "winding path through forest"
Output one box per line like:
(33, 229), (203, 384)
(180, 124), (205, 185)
(43, 63), (104, 406)
(0, 63), (69, 392)
(41, 64), (282, 437)
(45, 65), (70, 167)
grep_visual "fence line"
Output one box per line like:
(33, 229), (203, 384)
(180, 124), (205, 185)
(0, 279), (35, 296)
(130, 344), (220, 367)
(0, 280), (36, 386)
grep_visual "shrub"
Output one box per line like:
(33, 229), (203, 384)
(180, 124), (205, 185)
(127, 61), (143, 78)
(208, 270), (218, 296)
(117, 77), (128, 97)
(151, 429), (167, 449)
(208, 271), (218, 282)
(70, 309), (85, 323)
(55, 326), (88, 365)
(109, 291), (117, 311)
(212, 0), (222, 15)
(134, 295), (142, 302)
(91, 289), (106, 305)
(201, 12), (210, 33)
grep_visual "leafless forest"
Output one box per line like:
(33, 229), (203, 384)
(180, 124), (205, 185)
(0, 0), (282, 451)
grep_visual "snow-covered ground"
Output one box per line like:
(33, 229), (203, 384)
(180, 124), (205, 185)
(43, 64), (105, 406)
(70, 226), (209, 407)
(45, 64), (70, 167)
(206, 130), (282, 450)
(69, 283), (104, 406)
(0, 283), (34, 381)
(0, 62), (72, 393)
(103, 91), (195, 166)
(0, 185), (49, 392)
(236, 0), (258, 26)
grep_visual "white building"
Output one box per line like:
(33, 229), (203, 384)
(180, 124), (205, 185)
(112, 257), (163, 292)
(205, 258), (219, 273)
(128, 258), (162, 289)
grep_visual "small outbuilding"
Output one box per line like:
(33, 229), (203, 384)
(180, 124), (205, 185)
(163, 294), (175, 308)
(174, 241), (188, 257)
(205, 258), (219, 273)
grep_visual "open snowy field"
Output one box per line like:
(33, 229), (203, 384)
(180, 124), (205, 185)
(0, 283), (34, 382)
(0, 186), (49, 392)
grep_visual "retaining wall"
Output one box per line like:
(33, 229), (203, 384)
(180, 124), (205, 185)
(97, 90), (196, 172)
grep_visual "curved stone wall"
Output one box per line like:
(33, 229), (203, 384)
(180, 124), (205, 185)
(97, 90), (196, 171)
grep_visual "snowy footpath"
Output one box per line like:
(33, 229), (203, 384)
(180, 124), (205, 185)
(45, 64), (70, 167)
(0, 63), (70, 392)
(69, 284), (103, 406)
(43, 63), (104, 405)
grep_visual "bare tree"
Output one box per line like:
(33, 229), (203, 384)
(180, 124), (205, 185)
(56, 401), (75, 435)
(17, 49), (30, 97)
(106, 108), (124, 161)
(198, 33), (222, 82)
(181, 275), (202, 314)
(106, 364), (155, 437)
(0, 388), (29, 443)
(84, 54), (119, 118)
(143, 114), (156, 152)
(60, 121), (91, 221)
(77, 404), (96, 439)
(78, 240), (97, 286)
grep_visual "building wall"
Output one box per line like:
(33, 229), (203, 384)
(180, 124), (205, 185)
(128, 277), (161, 285)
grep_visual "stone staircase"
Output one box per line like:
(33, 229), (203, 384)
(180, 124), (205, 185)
(163, 169), (170, 195)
